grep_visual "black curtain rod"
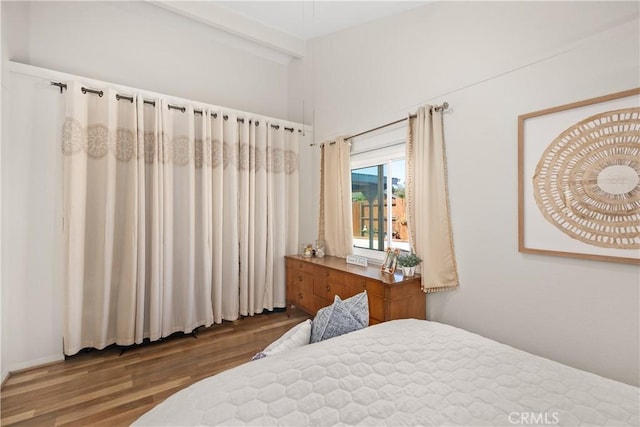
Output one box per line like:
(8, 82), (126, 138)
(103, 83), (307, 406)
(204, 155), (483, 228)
(116, 94), (156, 107)
(347, 116), (412, 141)
(346, 102), (449, 142)
(51, 82), (67, 93)
(310, 102), (449, 146)
(51, 81), (301, 133)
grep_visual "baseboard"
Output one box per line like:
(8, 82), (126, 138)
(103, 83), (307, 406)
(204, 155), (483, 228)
(7, 354), (65, 376)
(1, 371), (10, 389)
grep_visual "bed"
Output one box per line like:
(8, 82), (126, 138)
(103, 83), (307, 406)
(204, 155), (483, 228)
(133, 319), (639, 426)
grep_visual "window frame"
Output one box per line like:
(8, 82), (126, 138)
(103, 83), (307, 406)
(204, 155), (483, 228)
(350, 126), (407, 263)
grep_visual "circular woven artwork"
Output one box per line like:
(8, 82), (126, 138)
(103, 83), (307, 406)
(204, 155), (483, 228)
(533, 107), (640, 249)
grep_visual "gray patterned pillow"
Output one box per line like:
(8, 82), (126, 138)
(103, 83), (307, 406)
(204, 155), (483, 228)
(310, 291), (369, 343)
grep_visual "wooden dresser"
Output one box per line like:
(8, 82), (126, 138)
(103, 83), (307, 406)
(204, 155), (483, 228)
(285, 255), (426, 324)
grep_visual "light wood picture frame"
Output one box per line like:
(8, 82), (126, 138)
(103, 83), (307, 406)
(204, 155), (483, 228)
(381, 248), (399, 274)
(518, 88), (640, 264)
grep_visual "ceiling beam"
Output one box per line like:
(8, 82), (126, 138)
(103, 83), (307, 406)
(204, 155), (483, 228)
(151, 1), (306, 59)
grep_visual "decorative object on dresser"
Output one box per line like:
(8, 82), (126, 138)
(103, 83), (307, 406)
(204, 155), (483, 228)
(315, 240), (326, 258)
(300, 244), (314, 257)
(380, 248), (399, 274)
(397, 252), (422, 277)
(345, 254), (368, 267)
(285, 255), (426, 324)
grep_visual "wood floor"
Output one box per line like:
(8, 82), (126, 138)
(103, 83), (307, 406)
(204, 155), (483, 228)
(0, 308), (310, 427)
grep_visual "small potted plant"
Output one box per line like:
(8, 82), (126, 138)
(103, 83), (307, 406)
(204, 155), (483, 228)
(396, 252), (422, 277)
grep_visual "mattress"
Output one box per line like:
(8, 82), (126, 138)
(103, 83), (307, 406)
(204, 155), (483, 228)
(133, 319), (639, 426)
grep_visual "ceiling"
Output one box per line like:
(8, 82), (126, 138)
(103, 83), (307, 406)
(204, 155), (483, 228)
(154, 1), (430, 59)
(215, 1), (430, 40)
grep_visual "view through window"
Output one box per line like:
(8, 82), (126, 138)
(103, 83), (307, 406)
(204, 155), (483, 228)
(351, 159), (410, 253)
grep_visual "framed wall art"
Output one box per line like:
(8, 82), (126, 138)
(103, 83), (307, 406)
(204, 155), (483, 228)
(518, 88), (640, 264)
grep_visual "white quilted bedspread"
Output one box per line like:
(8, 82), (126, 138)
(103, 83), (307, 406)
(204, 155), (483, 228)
(133, 319), (639, 426)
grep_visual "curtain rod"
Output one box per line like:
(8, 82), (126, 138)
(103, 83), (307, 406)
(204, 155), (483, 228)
(310, 102), (449, 147)
(51, 81), (302, 134)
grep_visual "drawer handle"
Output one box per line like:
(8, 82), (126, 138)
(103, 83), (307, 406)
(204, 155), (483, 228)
(361, 282), (367, 289)
(325, 271), (330, 277)
(298, 263), (304, 269)
(298, 275), (303, 282)
(326, 285), (331, 292)
(298, 293), (303, 299)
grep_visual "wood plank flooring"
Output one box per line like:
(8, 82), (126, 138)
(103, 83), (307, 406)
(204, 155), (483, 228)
(1, 308), (310, 426)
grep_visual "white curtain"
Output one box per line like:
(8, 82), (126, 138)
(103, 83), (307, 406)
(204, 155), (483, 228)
(318, 138), (353, 258)
(237, 120), (299, 316)
(62, 82), (298, 355)
(406, 106), (459, 292)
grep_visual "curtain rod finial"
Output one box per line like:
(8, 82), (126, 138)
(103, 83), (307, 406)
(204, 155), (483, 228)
(50, 81), (67, 93)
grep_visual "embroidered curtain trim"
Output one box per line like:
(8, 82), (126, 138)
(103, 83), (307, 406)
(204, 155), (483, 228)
(62, 119), (298, 173)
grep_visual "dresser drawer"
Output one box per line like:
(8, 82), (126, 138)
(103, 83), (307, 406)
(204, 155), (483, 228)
(315, 266), (345, 283)
(343, 276), (384, 298)
(292, 270), (313, 285)
(313, 295), (332, 313)
(289, 259), (315, 273)
(339, 277), (384, 322)
(291, 271), (314, 313)
(313, 279), (343, 301)
(368, 294), (384, 322)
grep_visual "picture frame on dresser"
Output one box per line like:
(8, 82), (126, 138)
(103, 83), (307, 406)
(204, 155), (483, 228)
(381, 248), (399, 274)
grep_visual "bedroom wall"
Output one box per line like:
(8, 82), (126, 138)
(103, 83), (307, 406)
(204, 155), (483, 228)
(3, 1), (290, 118)
(0, 1), (293, 381)
(0, 3), (5, 383)
(290, 1), (640, 385)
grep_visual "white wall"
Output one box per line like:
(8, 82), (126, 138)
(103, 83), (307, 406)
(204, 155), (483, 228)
(0, 0), (292, 380)
(5, 1), (289, 119)
(287, 44), (318, 246)
(1, 71), (65, 376)
(291, 1), (640, 385)
(0, 2), (5, 383)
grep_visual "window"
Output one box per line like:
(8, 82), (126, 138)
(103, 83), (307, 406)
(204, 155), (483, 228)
(350, 126), (409, 261)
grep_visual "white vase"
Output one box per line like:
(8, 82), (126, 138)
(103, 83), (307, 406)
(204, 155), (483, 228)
(401, 266), (415, 277)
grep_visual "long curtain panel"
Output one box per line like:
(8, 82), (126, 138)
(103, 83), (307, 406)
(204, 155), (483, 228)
(318, 138), (353, 258)
(237, 119), (299, 316)
(406, 106), (459, 292)
(62, 81), (299, 355)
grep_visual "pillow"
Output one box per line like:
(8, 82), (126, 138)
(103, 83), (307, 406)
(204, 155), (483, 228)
(310, 291), (369, 343)
(251, 319), (312, 360)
